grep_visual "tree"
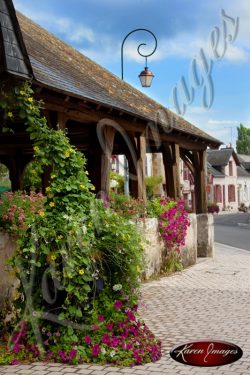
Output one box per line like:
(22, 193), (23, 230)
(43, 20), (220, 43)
(236, 124), (250, 155)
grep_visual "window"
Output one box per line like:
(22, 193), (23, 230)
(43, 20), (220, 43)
(228, 184), (235, 202)
(214, 185), (222, 203)
(229, 161), (233, 176)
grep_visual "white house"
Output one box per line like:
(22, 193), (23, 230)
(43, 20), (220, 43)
(207, 148), (239, 211)
(237, 154), (250, 208)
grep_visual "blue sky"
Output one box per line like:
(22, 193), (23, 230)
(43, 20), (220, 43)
(13, 0), (250, 148)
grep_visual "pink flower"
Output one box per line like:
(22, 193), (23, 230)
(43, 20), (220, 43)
(114, 300), (123, 310)
(11, 359), (20, 365)
(102, 333), (110, 344)
(92, 324), (99, 331)
(92, 344), (100, 357)
(107, 322), (114, 331)
(84, 336), (92, 345)
(98, 314), (105, 322)
(69, 349), (77, 360)
(13, 343), (21, 353)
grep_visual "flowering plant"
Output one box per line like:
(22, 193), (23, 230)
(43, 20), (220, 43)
(0, 82), (162, 367)
(0, 191), (44, 233)
(159, 197), (190, 251)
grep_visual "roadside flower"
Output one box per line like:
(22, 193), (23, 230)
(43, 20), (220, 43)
(49, 201), (55, 207)
(57, 235), (63, 240)
(45, 187), (51, 192)
(114, 300), (123, 310)
(98, 314), (105, 322)
(84, 335), (92, 345)
(27, 97), (33, 103)
(50, 254), (56, 261)
(47, 193), (54, 199)
(78, 269), (85, 275)
(110, 350), (116, 358)
(92, 344), (100, 357)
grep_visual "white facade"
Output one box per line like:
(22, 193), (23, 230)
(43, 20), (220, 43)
(237, 176), (250, 208)
(213, 155), (238, 211)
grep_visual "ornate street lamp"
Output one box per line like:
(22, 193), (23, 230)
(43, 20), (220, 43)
(121, 28), (157, 88)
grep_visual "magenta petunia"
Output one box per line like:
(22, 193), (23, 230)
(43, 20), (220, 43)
(114, 300), (123, 310)
(84, 335), (92, 345)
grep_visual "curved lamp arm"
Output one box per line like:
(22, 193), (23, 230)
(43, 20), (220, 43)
(121, 28), (157, 80)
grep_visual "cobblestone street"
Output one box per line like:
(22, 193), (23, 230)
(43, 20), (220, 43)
(1, 242), (250, 374)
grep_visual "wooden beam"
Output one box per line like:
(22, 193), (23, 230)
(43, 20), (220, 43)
(193, 149), (208, 213)
(162, 142), (181, 199)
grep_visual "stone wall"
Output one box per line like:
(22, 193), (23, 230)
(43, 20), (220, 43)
(136, 214), (199, 280)
(0, 213), (214, 293)
(180, 214), (197, 268)
(0, 232), (17, 310)
(197, 213), (214, 257)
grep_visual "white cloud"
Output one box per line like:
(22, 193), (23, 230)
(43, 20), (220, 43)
(14, 1), (96, 44)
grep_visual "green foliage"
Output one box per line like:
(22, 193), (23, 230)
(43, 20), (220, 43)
(22, 162), (42, 191)
(110, 171), (124, 194)
(162, 249), (183, 274)
(109, 192), (146, 220)
(236, 123), (250, 155)
(0, 82), (161, 366)
(147, 197), (174, 218)
(145, 175), (163, 199)
(0, 163), (11, 190)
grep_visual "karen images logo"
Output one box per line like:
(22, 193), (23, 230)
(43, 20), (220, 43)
(170, 340), (243, 367)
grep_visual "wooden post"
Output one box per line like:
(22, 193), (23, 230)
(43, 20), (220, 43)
(193, 149), (208, 213)
(126, 132), (146, 202)
(162, 142), (181, 199)
(100, 125), (116, 194)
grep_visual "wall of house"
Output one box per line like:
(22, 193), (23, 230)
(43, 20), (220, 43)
(238, 177), (250, 208)
(213, 155), (238, 211)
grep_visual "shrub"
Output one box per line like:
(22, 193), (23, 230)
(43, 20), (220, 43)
(0, 82), (161, 366)
(207, 203), (219, 214)
(145, 176), (163, 199)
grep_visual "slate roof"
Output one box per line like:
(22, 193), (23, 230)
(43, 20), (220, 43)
(207, 148), (240, 167)
(237, 166), (250, 178)
(207, 162), (225, 178)
(0, 0), (32, 79)
(13, 11), (221, 147)
(237, 154), (250, 171)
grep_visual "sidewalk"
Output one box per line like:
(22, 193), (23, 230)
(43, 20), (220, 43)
(1, 243), (250, 374)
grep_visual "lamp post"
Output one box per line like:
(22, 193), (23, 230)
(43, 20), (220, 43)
(121, 28), (157, 88)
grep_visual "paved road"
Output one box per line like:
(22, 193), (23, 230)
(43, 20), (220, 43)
(214, 213), (250, 251)
(1, 243), (250, 374)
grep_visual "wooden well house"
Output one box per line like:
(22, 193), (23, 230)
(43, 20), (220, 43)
(0, 0), (221, 213)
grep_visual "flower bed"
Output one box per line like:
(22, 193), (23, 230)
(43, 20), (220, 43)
(0, 83), (161, 366)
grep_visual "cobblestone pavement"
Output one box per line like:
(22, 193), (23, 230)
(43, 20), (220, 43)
(1, 242), (250, 375)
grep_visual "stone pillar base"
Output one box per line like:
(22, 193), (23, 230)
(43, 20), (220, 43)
(197, 214), (214, 257)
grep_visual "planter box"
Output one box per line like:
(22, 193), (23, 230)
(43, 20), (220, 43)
(136, 214), (198, 280)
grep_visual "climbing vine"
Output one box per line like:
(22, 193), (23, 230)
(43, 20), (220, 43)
(0, 82), (161, 366)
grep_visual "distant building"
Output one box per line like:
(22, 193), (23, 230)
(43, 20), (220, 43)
(207, 148), (240, 211)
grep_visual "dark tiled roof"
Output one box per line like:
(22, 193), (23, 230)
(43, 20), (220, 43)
(237, 154), (250, 171)
(15, 11), (221, 146)
(207, 163), (225, 177)
(0, 0), (32, 79)
(207, 148), (240, 166)
(237, 166), (250, 178)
